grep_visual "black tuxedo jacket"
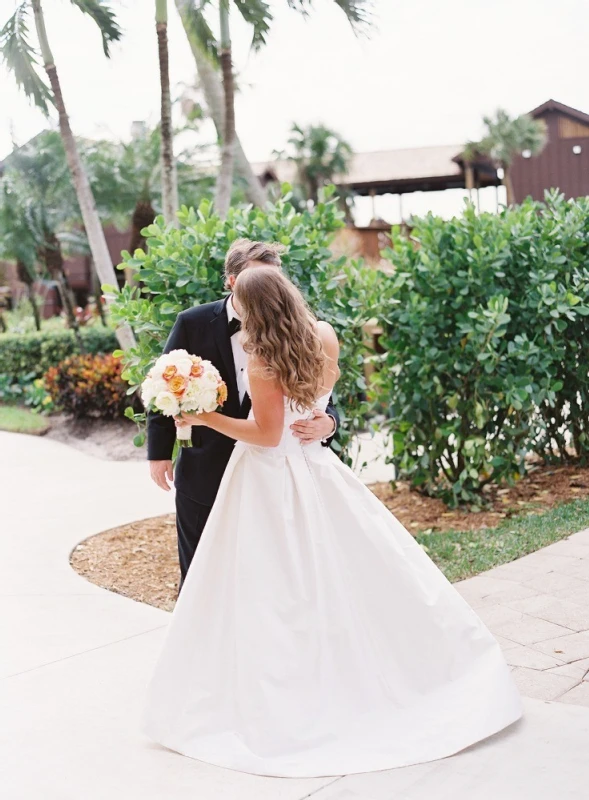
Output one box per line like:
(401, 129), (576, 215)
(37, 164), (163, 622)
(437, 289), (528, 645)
(147, 298), (340, 506)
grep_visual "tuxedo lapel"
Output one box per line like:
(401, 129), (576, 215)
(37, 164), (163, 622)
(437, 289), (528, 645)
(210, 298), (240, 414)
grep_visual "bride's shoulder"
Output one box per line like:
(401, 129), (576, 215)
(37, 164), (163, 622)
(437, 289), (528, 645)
(316, 321), (339, 355)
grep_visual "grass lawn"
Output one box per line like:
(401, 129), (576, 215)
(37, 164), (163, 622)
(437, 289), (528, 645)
(0, 404), (50, 435)
(419, 497), (589, 583)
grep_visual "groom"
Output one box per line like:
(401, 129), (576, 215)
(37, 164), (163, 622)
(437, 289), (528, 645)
(148, 239), (340, 585)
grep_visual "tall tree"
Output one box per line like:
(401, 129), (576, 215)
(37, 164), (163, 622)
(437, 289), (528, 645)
(280, 122), (353, 204)
(155, 0), (179, 224)
(475, 109), (548, 206)
(0, 0), (134, 348)
(0, 133), (85, 341)
(175, 0), (371, 215)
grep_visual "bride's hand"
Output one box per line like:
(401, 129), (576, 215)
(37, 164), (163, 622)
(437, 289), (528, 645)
(176, 411), (211, 427)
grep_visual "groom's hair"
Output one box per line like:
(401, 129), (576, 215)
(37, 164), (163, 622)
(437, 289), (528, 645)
(224, 239), (284, 286)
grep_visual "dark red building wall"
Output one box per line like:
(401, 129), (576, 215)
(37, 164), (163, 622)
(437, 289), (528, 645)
(511, 110), (589, 203)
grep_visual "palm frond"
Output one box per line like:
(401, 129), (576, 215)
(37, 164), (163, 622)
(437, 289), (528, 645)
(0, 3), (53, 115)
(286, 0), (373, 33)
(181, 0), (218, 64)
(331, 0), (373, 33)
(233, 0), (273, 51)
(69, 0), (122, 56)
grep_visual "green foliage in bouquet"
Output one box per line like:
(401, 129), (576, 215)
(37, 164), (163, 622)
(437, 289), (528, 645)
(44, 353), (129, 419)
(109, 186), (382, 457)
(375, 192), (589, 506)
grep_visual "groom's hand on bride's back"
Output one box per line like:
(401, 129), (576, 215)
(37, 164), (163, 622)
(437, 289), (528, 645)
(150, 460), (174, 491)
(290, 409), (336, 445)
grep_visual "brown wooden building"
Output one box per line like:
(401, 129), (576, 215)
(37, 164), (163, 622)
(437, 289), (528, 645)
(510, 99), (589, 203)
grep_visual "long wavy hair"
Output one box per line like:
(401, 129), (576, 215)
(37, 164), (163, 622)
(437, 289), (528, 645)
(233, 267), (326, 410)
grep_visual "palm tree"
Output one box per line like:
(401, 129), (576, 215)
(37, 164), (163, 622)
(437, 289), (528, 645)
(0, 131), (85, 341)
(476, 109), (548, 206)
(155, 0), (179, 224)
(84, 124), (214, 258)
(280, 123), (354, 205)
(0, 0), (134, 348)
(0, 178), (42, 331)
(175, 0), (371, 215)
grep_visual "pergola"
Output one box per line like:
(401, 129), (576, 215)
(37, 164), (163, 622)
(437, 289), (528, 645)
(254, 145), (500, 219)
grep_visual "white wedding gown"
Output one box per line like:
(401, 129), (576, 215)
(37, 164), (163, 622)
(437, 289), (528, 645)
(143, 389), (523, 778)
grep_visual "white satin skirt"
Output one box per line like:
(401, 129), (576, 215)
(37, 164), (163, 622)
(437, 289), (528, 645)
(143, 441), (522, 777)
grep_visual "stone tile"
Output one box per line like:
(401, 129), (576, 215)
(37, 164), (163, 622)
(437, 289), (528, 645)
(562, 584), (589, 607)
(492, 634), (520, 651)
(533, 630), (589, 663)
(456, 575), (540, 605)
(482, 561), (541, 583)
(503, 594), (589, 632)
(522, 571), (589, 599)
(504, 644), (565, 670)
(474, 604), (525, 629)
(542, 539), (589, 559)
(558, 682), (589, 708)
(492, 614), (573, 646)
(547, 657), (589, 681)
(569, 528), (589, 546)
(510, 666), (579, 700)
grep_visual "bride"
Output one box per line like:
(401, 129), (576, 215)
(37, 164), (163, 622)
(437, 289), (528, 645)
(143, 266), (522, 778)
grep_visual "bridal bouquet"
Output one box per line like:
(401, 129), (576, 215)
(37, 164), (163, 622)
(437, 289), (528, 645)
(141, 349), (228, 448)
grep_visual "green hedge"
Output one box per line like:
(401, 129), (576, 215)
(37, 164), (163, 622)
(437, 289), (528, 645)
(374, 191), (589, 506)
(0, 327), (118, 381)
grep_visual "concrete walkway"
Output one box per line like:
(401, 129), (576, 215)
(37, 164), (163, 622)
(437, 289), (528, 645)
(1, 429), (589, 799)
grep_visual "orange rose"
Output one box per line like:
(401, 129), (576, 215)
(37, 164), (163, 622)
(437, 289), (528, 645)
(163, 365), (177, 381)
(190, 363), (204, 378)
(217, 383), (228, 405)
(168, 375), (188, 396)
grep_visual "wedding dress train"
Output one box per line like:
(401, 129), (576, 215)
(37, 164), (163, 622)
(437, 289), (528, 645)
(143, 391), (522, 777)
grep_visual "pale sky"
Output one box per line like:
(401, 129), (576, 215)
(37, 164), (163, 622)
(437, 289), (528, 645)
(1, 0), (588, 224)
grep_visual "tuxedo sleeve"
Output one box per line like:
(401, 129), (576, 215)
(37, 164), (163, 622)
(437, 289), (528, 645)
(322, 396), (340, 449)
(146, 313), (188, 461)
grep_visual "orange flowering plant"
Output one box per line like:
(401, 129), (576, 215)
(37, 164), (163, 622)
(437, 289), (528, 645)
(141, 349), (227, 447)
(44, 354), (128, 419)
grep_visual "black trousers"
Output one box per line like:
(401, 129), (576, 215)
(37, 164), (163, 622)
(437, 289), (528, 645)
(175, 490), (212, 591)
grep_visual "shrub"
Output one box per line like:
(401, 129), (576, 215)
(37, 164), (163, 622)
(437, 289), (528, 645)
(0, 327), (118, 382)
(375, 193), (589, 506)
(44, 354), (128, 419)
(109, 187), (382, 456)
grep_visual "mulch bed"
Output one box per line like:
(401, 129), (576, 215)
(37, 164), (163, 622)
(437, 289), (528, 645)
(71, 463), (589, 612)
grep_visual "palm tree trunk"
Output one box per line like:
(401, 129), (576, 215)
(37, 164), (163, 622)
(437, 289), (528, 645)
(503, 168), (516, 206)
(41, 233), (85, 352)
(156, 0), (179, 225)
(174, 0), (267, 209)
(16, 261), (42, 331)
(215, 1), (235, 216)
(31, 0), (135, 350)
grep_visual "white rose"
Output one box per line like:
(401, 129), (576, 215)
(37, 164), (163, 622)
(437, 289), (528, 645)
(155, 390), (180, 417)
(180, 383), (201, 412)
(199, 387), (219, 412)
(201, 369), (220, 388)
(174, 357), (195, 377)
(141, 376), (158, 405)
(152, 349), (193, 379)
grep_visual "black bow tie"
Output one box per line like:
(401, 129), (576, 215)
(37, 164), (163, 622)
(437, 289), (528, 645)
(228, 317), (242, 337)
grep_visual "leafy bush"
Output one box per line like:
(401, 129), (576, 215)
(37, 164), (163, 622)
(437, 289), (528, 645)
(0, 327), (118, 382)
(109, 187), (382, 456)
(44, 354), (128, 419)
(375, 193), (589, 506)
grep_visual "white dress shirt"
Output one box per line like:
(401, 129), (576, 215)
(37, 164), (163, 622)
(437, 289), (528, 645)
(226, 295), (248, 404)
